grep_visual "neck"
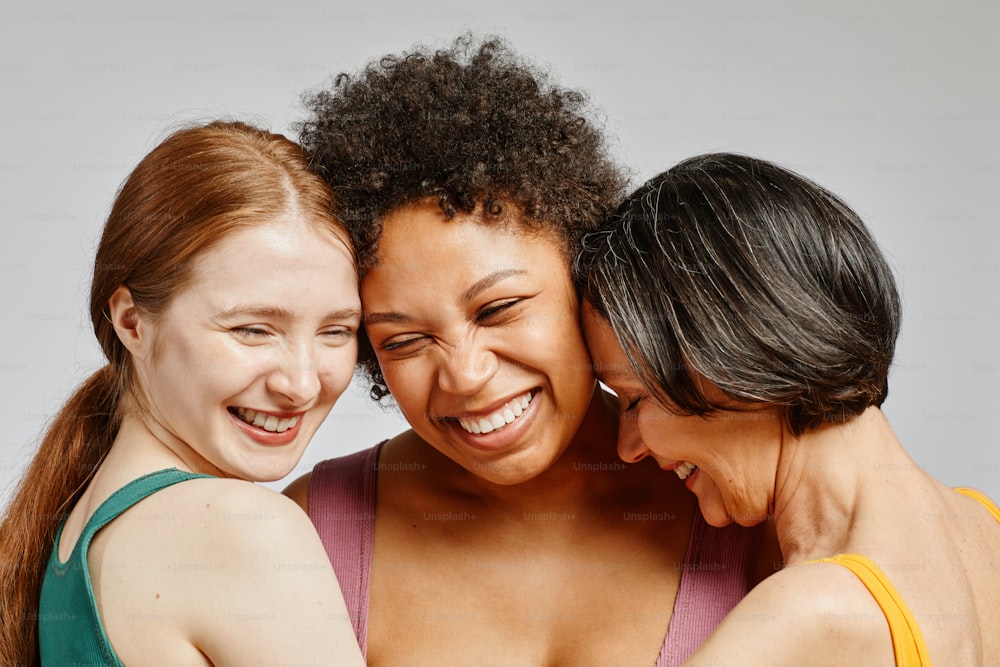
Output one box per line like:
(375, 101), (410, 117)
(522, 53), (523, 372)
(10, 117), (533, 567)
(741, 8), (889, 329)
(772, 407), (917, 563)
(100, 414), (210, 481)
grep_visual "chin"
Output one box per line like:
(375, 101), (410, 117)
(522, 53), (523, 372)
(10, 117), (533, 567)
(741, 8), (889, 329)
(235, 457), (301, 484)
(464, 449), (554, 487)
(696, 499), (734, 529)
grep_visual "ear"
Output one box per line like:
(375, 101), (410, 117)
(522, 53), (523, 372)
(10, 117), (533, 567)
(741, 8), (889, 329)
(108, 285), (153, 359)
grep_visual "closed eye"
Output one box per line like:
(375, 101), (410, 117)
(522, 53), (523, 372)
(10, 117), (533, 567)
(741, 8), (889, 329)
(381, 335), (426, 352)
(475, 299), (521, 323)
(322, 326), (355, 337)
(321, 327), (357, 345)
(232, 326), (270, 338)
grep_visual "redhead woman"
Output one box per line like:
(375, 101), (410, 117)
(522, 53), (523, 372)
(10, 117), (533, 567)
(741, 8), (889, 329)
(578, 152), (1000, 666)
(0, 121), (364, 666)
(287, 37), (774, 666)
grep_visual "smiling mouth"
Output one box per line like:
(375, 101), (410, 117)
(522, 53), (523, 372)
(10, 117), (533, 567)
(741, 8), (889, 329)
(675, 461), (698, 480)
(229, 407), (301, 433)
(456, 391), (534, 435)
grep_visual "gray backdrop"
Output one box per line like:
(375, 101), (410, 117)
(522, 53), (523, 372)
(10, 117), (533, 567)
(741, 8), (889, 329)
(2, 0), (997, 509)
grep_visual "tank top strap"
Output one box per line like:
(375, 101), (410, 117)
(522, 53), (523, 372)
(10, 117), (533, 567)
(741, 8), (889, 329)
(810, 554), (930, 666)
(954, 487), (1000, 523)
(308, 442), (383, 657)
(80, 468), (213, 545)
(39, 468), (213, 666)
(658, 514), (760, 665)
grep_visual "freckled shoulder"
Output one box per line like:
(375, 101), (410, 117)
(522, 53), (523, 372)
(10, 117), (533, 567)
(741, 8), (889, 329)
(168, 477), (324, 547)
(683, 562), (895, 666)
(112, 476), (329, 567)
(94, 477), (363, 665)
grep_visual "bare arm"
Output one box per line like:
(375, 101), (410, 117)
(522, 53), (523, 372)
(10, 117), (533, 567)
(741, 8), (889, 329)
(683, 563), (894, 667)
(167, 482), (361, 666)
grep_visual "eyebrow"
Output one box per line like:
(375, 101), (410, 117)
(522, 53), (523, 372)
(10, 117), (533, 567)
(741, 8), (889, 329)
(364, 310), (409, 326)
(461, 269), (526, 303)
(366, 269), (527, 326)
(215, 305), (361, 322)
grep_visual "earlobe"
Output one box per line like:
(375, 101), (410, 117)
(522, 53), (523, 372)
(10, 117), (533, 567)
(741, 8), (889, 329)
(107, 285), (148, 357)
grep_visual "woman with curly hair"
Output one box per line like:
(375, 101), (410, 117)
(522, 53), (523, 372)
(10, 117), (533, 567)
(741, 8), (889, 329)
(578, 153), (1000, 666)
(286, 36), (774, 665)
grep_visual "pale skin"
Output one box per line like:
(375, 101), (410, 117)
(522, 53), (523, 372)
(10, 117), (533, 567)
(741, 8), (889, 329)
(286, 200), (778, 666)
(583, 307), (1000, 666)
(57, 217), (364, 665)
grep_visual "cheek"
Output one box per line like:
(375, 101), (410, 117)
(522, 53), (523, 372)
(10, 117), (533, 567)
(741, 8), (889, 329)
(319, 346), (360, 398)
(531, 301), (587, 352)
(636, 410), (675, 458)
(377, 355), (430, 404)
(507, 316), (593, 390)
(151, 332), (220, 390)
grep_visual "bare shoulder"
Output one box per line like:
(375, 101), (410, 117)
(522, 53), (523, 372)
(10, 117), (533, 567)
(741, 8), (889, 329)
(163, 476), (314, 532)
(94, 477), (363, 665)
(112, 476), (328, 573)
(684, 561), (895, 666)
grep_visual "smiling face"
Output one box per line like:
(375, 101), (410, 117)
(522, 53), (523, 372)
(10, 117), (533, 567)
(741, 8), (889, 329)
(128, 217), (361, 482)
(582, 304), (781, 527)
(362, 199), (597, 485)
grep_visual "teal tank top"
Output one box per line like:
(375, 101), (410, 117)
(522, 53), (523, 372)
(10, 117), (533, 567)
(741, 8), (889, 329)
(38, 468), (212, 666)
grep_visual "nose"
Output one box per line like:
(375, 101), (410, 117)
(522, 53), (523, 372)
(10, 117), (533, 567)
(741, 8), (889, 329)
(616, 416), (650, 463)
(436, 337), (498, 396)
(267, 341), (321, 406)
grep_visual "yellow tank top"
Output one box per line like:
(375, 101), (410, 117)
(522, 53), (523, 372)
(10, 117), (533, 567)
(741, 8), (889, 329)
(810, 488), (1000, 667)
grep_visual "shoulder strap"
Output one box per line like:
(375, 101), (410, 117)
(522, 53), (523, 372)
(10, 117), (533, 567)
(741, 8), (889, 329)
(658, 514), (760, 665)
(80, 468), (213, 548)
(812, 554), (931, 666)
(308, 443), (382, 656)
(955, 487), (1000, 523)
(40, 468), (211, 667)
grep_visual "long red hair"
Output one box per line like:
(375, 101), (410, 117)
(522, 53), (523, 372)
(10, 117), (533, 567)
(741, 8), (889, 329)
(0, 120), (343, 666)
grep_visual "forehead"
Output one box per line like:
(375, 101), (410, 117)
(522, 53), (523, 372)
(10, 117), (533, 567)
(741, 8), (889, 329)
(195, 218), (348, 268)
(172, 218), (358, 308)
(370, 200), (568, 279)
(581, 304), (640, 384)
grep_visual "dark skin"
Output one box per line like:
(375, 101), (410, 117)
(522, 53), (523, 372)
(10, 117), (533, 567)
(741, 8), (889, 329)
(375, 390), (690, 666)
(286, 202), (780, 665)
(289, 388), (702, 666)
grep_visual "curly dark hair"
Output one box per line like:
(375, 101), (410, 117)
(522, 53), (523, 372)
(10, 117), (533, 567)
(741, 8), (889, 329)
(298, 34), (627, 401)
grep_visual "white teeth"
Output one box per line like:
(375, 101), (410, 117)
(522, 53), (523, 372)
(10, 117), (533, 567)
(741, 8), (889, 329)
(457, 391), (534, 435)
(675, 461), (698, 480)
(235, 408), (301, 434)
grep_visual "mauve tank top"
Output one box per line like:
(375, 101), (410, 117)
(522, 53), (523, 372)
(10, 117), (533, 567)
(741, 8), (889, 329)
(308, 443), (759, 665)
